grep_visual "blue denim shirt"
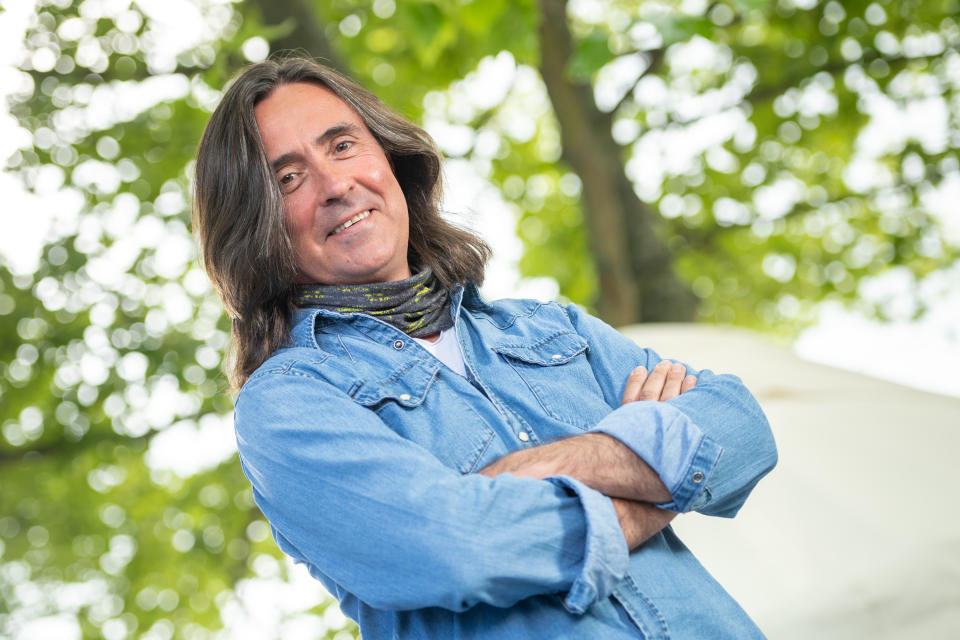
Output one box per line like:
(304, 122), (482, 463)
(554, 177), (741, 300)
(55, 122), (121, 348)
(234, 284), (778, 639)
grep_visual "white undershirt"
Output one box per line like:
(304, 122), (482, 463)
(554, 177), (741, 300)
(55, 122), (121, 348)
(413, 325), (467, 377)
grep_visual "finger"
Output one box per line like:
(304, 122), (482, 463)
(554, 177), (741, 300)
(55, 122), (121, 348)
(659, 363), (686, 400)
(621, 366), (648, 405)
(637, 360), (671, 401)
(680, 374), (697, 394)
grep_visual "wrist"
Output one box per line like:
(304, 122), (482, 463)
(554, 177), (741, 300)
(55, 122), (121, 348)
(611, 498), (677, 549)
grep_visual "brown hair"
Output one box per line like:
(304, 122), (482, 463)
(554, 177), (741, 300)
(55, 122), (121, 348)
(193, 58), (490, 390)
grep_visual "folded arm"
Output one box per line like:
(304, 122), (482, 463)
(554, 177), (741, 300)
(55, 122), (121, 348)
(565, 303), (778, 518)
(478, 360), (692, 548)
(235, 363), (629, 614)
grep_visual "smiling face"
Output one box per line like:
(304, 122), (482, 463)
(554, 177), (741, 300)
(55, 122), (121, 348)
(253, 82), (412, 286)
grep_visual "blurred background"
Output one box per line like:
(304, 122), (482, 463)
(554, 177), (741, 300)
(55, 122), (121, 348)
(0, 0), (957, 638)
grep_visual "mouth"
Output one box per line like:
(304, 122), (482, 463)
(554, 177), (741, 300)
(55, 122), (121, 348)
(329, 210), (371, 236)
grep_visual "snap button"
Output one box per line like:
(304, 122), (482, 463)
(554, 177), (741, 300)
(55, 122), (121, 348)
(393, 340), (404, 350)
(692, 471), (704, 483)
(517, 431), (530, 442)
(550, 354), (562, 360)
(398, 393), (411, 402)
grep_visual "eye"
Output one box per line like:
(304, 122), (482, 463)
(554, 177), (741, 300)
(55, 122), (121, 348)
(334, 140), (352, 153)
(277, 171), (299, 193)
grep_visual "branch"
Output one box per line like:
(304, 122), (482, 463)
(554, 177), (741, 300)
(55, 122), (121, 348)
(0, 429), (153, 466)
(623, 44), (959, 132)
(745, 46), (959, 106)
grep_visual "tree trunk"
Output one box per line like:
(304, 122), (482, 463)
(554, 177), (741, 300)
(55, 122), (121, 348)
(537, 0), (696, 325)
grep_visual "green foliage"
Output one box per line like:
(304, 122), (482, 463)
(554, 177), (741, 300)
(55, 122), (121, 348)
(645, 14), (714, 46)
(636, 0), (960, 328)
(305, 0), (958, 325)
(569, 30), (616, 81)
(304, 0), (538, 113)
(2, 0), (958, 638)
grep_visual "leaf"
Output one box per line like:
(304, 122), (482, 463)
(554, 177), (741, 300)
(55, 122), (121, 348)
(568, 30), (613, 81)
(397, 0), (459, 67)
(729, 0), (772, 14)
(646, 14), (714, 46)
(459, 0), (509, 36)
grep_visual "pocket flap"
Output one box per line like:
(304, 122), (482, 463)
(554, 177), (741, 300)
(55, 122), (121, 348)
(351, 359), (441, 408)
(492, 332), (589, 366)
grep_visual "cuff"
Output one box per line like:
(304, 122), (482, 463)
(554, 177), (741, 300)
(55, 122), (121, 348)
(591, 401), (723, 513)
(544, 475), (629, 614)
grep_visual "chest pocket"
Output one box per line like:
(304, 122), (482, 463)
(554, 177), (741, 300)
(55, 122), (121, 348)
(350, 359), (495, 475)
(492, 332), (606, 430)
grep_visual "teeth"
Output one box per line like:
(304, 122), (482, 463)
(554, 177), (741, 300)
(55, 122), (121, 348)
(331, 210), (371, 235)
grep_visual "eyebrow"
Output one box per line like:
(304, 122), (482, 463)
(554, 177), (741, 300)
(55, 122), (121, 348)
(268, 122), (361, 172)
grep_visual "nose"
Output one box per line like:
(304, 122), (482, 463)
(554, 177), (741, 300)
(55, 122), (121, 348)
(315, 161), (351, 206)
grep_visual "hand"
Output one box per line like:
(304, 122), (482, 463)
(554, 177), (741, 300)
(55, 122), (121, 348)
(621, 360), (696, 404)
(607, 360), (693, 548)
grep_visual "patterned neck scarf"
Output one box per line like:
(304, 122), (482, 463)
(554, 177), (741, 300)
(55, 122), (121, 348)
(293, 266), (453, 338)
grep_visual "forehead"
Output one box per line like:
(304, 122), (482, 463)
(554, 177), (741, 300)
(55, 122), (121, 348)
(259, 81), (356, 115)
(253, 82), (366, 148)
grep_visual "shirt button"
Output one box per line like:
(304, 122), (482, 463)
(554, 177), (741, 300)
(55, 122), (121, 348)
(517, 431), (530, 442)
(393, 340), (404, 350)
(692, 471), (704, 483)
(398, 393), (411, 402)
(550, 354), (562, 360)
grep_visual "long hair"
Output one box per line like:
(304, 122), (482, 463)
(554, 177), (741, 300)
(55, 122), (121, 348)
(193, 58), (490, 390)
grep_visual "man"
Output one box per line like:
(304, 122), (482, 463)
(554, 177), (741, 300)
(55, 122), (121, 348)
(193, 57), (777, 639)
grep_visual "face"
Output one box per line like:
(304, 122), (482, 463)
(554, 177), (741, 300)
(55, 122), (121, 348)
(254, 82), (411, 285)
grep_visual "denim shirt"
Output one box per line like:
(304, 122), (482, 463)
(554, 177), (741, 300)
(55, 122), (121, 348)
(234, 284), (778, 640)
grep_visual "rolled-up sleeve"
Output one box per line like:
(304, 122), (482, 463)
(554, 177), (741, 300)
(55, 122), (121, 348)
(543, 475), (628, 613)
(235, 364), (629, 613)
(565, 303), (778, 517)
(591, 401), (724, 512)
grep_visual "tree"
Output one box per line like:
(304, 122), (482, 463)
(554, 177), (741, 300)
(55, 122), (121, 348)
(247, 0), (959, 327)
(1, 0), (957, 638)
